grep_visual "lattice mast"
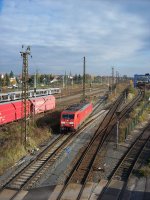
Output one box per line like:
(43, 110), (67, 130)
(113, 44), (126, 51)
(112, 66), (114, 85)
(20, 45), (31, 149)
(83, 56), (86, 101)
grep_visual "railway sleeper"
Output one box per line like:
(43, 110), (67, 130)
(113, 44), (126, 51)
(42, 166), (50, 172)
(14, 177), (28, 182)
(124, 157), (135, 161)
(18, 175), (31, 179)
(113, 176), (122, 181)
(25, 170), (36, 174)
(118, 164), (131, 168)
(49, 158), (57, 162)
(7, 185), (21, 189)
(55, 144), (62, 148)
(30, 164), (41, 169)
(43, 152), (54, 156)
(26, 183), (35, 188)
(56, 151), (62, 156)
(43, 151), (54, 156)
(9, 182), (24, 187)
(40, 157), (51, 161)
(33, 163), (42, 167)
(37, 171), (45, 176)
(31, 174), (41, 179)
(26, 168), (37, 172)
(21, 172), (34, 176)
(29, 166), (40, 170)
(115, 168), (130, 174)
(35, 160), (45, 164)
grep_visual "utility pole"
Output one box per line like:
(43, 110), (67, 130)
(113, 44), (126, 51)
(116, 71), (118, 84)
(118, 72), (120, 83)
(62, 75), (65, 88)
(83, 56), (86, 101)
(112, 66), (114, 86)
(107, 76), (109, 87)
(34, 72), (37, 97)
(20, 45), (31, 149)
(65, 71), (67, 91)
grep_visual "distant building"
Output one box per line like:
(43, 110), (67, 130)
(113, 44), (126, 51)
(1, 74), (4, 79)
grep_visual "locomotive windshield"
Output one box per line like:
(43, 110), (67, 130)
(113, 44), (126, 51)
(62, 114), (74, 119)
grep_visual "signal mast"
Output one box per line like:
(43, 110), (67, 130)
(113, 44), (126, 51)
(83, 56), (86, 101)
(20, 45), (31, 149)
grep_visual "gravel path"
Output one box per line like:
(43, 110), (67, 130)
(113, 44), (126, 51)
(92, 118), (150, 182)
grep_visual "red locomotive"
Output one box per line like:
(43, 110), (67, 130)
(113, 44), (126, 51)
(0, 95), (55, 125)
(60, 102), (93, 131)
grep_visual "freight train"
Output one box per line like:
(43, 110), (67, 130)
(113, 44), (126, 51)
(60, 102), (93, 131)
(0, 88), (60, 103)
(0, 95), (55, 125)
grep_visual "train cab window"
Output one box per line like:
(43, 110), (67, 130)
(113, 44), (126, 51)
(62, 114), (74, 119)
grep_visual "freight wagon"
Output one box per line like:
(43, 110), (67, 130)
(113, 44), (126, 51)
(60, 102), (93, 131)
(30, 95), (55, 114)
(0, 95), (55, 125)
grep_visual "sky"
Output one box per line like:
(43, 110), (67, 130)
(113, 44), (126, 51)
(0, 0), (150, 76)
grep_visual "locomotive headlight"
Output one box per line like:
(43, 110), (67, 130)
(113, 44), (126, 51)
(69, 122), (74, 124)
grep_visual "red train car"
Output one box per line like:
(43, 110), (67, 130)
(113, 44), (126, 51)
(0, 102), (17, 125)
(29, 95), (55, 114)
(60, 102), (93, 131)
(0, 95), (55, 125)
(0, 101), (30, 125)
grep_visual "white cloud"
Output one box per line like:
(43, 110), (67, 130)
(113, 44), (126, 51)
(0, 0), (150, 75)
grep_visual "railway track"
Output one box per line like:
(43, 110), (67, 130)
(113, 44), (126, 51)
(99, 123), (150, 200)
(0, 88), (143, 200)
(54, 89), (143, 200)
(55, 90), (126, 200)
(0, 97), (107, 199)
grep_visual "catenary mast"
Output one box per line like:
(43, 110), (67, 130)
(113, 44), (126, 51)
(20, 45), (31, 149)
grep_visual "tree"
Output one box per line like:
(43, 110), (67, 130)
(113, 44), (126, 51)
(39, 74), (45, 84)
(1, 75), (6, 86)
(9, 70), (14, 78)
(16, 77), (19, 84)
(5, 73), (10, 86)
(78, 74), (82, 84)
(0, 76), (2, 87)
(85, 74), (92, 83)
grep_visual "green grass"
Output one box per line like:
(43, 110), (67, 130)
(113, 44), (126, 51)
(138, 159), (150, 177)
(0, 122), (52, 175)
(138, 165), (150, 177)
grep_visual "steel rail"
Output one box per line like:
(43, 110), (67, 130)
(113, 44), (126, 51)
(56, 89), (143, 200)
(99, 126), (150, 200)
(0, 96), (106, 200)
(56, 90), (125, 200)
(119, 134), (150, 200)
(76, 91), (143, 199)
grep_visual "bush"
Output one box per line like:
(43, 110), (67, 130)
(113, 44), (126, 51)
(138, 165), (150, 177)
